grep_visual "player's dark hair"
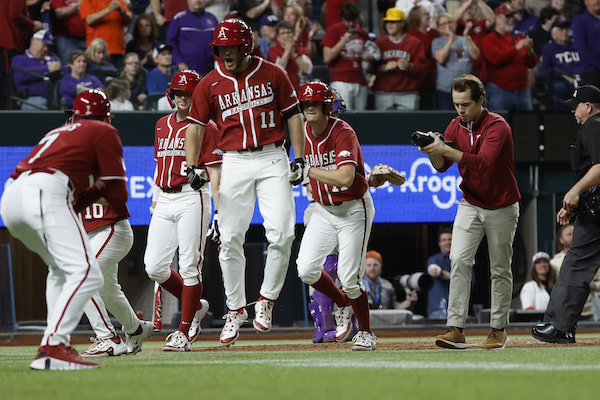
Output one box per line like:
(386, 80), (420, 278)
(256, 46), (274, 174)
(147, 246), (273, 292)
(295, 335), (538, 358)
(276, 20), (295, 34)
(340, 2), (361, 21)
(539, 6), (559, 24)
(452, 74), (486, 102)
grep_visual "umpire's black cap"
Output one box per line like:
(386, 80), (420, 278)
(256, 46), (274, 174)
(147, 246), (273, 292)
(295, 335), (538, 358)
(564, 85), (600, 108)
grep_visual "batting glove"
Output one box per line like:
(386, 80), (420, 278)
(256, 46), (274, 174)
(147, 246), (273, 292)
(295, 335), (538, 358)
(289, 158), (310, 186)
(207, 212), (221, 245)
(186, 165), (207, 190)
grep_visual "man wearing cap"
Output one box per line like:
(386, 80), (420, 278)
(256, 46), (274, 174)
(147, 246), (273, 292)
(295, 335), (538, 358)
(532, 85), (600, 344)
(146, 44), (175, 94)
(372, 7), (427, 110)
(259, 14), (278, 57)
(571, 0), (600, 87)
(166, 0), (219, 75)
(481, 2), (537, 111)
(540, 19), (585, 110)
(11, 29), (62, 110)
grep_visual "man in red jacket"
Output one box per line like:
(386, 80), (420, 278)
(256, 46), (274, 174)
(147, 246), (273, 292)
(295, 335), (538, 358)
(418, 74), (521, 350)
(481, 2), (537, 111)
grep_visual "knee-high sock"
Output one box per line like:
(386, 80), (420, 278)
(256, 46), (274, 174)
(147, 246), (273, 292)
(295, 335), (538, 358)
(178, 282), (203, 334)
(161, 269), (183, 301)
(311, 271), (349, 308)
(349, 291), (371, 332)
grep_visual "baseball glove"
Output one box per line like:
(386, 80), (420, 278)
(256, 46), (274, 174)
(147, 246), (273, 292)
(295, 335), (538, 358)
(369, 164), (406, 187)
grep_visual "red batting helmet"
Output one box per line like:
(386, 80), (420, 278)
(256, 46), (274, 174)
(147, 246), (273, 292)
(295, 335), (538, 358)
(210, 19), (253, 58)
(67, 89), (111, 118)
(167, 69), (202, 108)
(299, 81), (334, 115)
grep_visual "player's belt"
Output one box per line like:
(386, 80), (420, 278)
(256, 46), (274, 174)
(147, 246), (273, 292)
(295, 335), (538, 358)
(161, 185), (182, 193)
(236, 139), (284, 153)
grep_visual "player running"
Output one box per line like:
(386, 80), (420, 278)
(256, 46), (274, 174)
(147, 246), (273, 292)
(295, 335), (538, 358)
(294, 81), (377, 351)
(144, 70), (220, 352)
(184, 19), (305, 346)
(1, 90), (127, 370)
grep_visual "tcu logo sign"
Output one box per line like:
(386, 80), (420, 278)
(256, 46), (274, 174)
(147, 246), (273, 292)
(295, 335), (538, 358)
(217, 26), (229, 40)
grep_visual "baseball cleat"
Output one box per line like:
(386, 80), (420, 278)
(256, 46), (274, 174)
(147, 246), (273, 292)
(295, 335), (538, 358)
(351, 331), (377, 351)
(163, 330), (192, 352)
(334, 305), (355, 342)
(435, 326), (467, 349)
(82, 336), (128, 357)
(482, 328), (509, 350)
(531, 323), (575, 344)
(188, 299), (210, 343)
(30, 343), (100, 370)
(220, 309), (248, 347)
(253, 299), (274, 333)
(125, 320), (154, 355)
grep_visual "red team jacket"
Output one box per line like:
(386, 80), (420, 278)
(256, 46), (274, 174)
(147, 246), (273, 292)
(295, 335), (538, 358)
(304, 117), (368, 206)
(372, 33), (428, 93)
(154, 113), (221, 189)
(320, 21), (370, 85)
(187, 56), (299, 151)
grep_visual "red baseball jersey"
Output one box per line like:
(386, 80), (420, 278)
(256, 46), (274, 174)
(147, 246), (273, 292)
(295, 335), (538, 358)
(12, 119), (126, 195)
(154, 114), (221, 189)
(187, 56), (299, 151)
(304, 117), (368, 206)
(81, 203), (130, 233)
(372, 34), (427, 92)
(320, 21), (369, 85)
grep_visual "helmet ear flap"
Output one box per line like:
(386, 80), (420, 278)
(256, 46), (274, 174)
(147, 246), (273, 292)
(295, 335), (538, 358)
(167, 88), (175, 109)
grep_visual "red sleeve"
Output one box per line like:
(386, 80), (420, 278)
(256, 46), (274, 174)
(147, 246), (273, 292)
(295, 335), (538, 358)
(274, 64), (300, 112)
(102, 180), (128, 205)
(10, 0), (35, 30)
(188, 78), (211, 125)
(437, 122), (458, 172)
(320, 24), (340, 48)
(409, 39), (428, 74)
(200, 121), (222, 166)
(482, 33), (518, 66)
(459, 120), (511, 173)
(93, 125), (127, 181)
(335, 127), (360, 168)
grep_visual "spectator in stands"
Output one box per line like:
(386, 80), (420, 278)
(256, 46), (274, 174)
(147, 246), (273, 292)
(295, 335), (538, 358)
(79, 0), (132, 69)
(205, 0), (235, 22)
(126, 14), (160, 71)
(550, 0), (572, 21)
(85, 38), (119, 85)
(540, 20), (585, 110)
(105, 78), (134, 111)
(363, 251), (417, 310)
(432, 13), (480, 110)
(12, 29), (62, 110)
(571, 0), (600, 86)
(51, 0), (88, 66)
(372, 7), (426, 110)
(520, 251), (556, 311)
(528, 6), (560, 57)
(120, 52), (147, 110)
(59, 49), (104, 108)
(550, 223), (573, 274)
(268, 20), (312, 90)
(406, 5), (439, 109)
(166, 0), (219, 75)
(149, 0), (188, 42)
(282, 3), (317, 57)
(0, 0), (39, 110)
(146, 43), (174, 94)
(510, 0), (539, 35)
(482, 2), (538, 111)
(452, 0), (494, 79)
(236, 0), (278, 33)
(258, 14), (278, 57)
(426, 228), (452, 318)
(321, 2), (375, 111)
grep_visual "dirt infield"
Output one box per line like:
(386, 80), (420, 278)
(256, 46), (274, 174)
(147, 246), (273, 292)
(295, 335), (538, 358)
(3, 330), (600, 351)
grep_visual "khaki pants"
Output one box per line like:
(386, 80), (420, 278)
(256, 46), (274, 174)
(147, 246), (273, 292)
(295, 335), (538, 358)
(447, 199), (519, 329)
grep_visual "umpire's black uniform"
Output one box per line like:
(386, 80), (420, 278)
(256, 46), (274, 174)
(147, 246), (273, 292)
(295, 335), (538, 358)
(544, 113), (600, 332)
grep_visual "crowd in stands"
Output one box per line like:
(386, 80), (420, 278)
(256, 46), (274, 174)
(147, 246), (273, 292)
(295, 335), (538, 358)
(1, 0), (599, 111)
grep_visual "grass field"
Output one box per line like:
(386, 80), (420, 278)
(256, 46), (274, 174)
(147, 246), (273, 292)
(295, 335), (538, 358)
(1, 334), (600, 400)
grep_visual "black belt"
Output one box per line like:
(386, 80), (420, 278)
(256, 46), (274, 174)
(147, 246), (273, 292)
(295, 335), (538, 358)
(236, 139), (284, 153)
(161, 185), (182, 193)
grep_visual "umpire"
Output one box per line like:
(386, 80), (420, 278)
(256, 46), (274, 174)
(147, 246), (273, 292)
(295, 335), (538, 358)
(532, 85), (600, 343)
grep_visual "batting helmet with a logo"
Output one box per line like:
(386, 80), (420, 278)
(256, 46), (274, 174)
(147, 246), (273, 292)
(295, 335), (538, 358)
(299, 81), (334, 115)
(210, 19), (253, 57)
(167, 69), (202, 108)
(67, 89), (111, 119)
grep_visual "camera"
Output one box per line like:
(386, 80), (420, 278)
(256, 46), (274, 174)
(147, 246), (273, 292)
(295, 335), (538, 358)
(397, 272), (434, 292)
(348, 29), (357, 35)
(410, 131), (456, 148)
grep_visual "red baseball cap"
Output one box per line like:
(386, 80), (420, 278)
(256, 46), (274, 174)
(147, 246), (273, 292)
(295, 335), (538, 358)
(495, 2), (516, 16)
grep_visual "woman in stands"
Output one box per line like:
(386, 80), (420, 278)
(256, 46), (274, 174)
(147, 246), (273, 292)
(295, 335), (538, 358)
(59, 50), (104, 108)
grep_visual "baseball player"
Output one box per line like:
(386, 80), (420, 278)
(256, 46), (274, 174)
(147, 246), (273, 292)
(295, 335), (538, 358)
(144, 70), (219, 352)
(0, 90), (126, 370)
(294, 81), (377, 351)
(185, 18), (305, 346)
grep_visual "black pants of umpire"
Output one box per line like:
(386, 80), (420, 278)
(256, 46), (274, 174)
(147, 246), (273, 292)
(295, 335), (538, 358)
(544, 215), (600, 332)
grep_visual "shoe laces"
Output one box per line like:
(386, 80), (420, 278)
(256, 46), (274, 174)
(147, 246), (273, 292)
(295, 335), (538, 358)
(166, 331), (188, 346)
(256, 300), (273, 319)
(488, 329), (503, 339)
(222, 310), (245, 331)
